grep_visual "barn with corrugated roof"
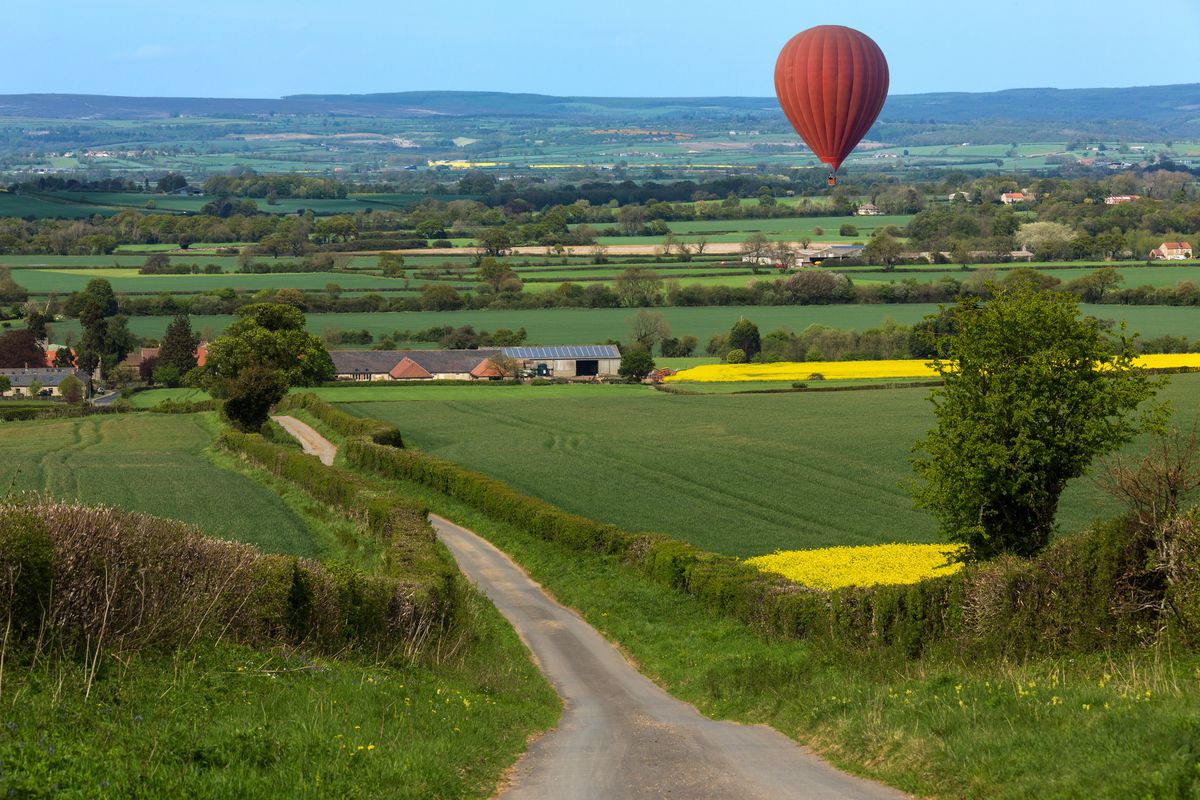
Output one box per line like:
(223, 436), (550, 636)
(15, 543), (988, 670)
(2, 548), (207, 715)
(500, 345), (621, 378)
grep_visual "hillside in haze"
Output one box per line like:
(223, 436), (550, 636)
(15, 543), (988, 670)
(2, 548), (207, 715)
(0, 84), (1197, 136)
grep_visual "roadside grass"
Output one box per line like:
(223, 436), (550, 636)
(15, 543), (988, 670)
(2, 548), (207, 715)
(373, 481), (1200, 800)
(0, 592), (560, 799)
(204, 442), (386, 571)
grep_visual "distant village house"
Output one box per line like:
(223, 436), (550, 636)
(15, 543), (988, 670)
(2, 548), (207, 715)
(0, 367), (89, 398)
(1149, 242), (1193, 260)
(1000, 192), (1030, 205)
(854, 203), (883, 216)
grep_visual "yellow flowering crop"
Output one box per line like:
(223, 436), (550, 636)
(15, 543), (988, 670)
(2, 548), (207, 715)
(666, 354), (1200, 383)
(745, 543), (964, 590)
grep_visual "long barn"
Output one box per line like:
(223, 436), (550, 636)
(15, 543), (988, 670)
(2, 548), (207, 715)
(502, 345), (621, 378)
(329, 345), (622, 382)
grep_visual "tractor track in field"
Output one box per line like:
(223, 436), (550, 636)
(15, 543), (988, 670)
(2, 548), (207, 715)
(278, 419), (910, 800)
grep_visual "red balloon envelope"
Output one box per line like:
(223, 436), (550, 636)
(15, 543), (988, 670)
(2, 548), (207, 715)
(774, 25), (889, 178)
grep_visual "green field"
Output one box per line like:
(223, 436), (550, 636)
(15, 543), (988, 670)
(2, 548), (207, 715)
(0, 190), (478, 219)
(0, 412), (317, 554)
(13, 267), (414, 295)
(587, 215), (912, 245)
(844, 263), (1200, 289)
(40, 303), (1200, 349)
(335, 373), (1200, 557)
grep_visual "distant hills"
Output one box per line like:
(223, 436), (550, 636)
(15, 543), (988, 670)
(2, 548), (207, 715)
(2, 83), (1198, 140)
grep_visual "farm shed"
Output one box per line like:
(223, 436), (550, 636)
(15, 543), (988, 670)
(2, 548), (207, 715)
(331, 350), (504, 381)
(501, 345), (621, 378)
(0, 367), (88, 397)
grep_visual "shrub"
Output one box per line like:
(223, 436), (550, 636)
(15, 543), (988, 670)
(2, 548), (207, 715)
(0, 509), (54, 638)
(222, 365), (288, 432)
(725, 348), (746, 364)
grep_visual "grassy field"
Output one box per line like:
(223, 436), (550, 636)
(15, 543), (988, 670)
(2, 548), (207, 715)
(0, 412), (318, 554)
(40, 303), (1200, 349)
(336, 373), (1200, 556)
(13, 267), (414, 295)
(844, 263), (1200, 289)
(587, 215), (911, 245)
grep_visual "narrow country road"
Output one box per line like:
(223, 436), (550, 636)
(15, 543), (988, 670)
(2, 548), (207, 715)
(431, 514), (910, 800)
(275, 421), (909, 799)
(271, 415), (336, 466)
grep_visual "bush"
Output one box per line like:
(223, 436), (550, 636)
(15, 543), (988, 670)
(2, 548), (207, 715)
(0, 509), (54, 638)
(618, 347), (655, 380)
(0, 498), (455, 659)
(725, 348), (746, 364)
(222, 366), (288, 432)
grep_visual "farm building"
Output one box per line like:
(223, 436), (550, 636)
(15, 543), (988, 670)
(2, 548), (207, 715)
(331, 350), (504, 381)
(0, 367), (89, 397)
(330, 345), (622, 381)
(1150, 242), (1193, 260)
(854, 203), (883, 216)
(1000, 192), (1030, 205)
(502, 345), (621, 378)
(1104, 195), (1141, 205)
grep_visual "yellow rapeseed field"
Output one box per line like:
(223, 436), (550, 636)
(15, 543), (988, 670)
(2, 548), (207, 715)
(746, 543), (965, 590)
(666, 354), (1200, 383)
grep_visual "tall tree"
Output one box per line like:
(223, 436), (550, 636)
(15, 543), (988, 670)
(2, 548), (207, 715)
(911, 278), (1160, 560)
(728, 318), (761, 360)
(159, 314), (200, 375)
(72, 279), (119, 377)
(192, 303), (333, 396)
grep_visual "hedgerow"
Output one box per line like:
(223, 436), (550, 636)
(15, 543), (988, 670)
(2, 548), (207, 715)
(0, 498), (453, 660)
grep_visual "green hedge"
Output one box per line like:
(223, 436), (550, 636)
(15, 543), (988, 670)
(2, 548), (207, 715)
(0, 498), (453, 660)
(219, 430), (457, 621)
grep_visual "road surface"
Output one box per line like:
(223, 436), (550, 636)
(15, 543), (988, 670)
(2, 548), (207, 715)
(275, 421), (910, 799)
(271, 415), (336, 466)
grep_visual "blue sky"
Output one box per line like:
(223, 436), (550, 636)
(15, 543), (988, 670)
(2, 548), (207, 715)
(5, 0), (1198, 98)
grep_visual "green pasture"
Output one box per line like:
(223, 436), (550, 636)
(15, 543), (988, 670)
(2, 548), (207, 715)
(40, 303), (1200, 349)
(14, 268), (412, 295)
(844, 264), (1200, 289)
(586, 215), (911, 245)
(0, 190), (479, 220)
(337, 373), (1200, 556)
(0, 412), (316, 554)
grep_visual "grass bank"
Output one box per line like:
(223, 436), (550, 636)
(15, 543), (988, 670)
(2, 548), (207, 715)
(0, 596), (558, 799)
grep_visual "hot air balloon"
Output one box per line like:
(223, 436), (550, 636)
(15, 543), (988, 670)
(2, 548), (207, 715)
(774, 25), (889, 186)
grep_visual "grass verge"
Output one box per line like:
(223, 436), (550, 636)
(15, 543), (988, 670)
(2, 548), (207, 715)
(0, 588), (559, 799)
